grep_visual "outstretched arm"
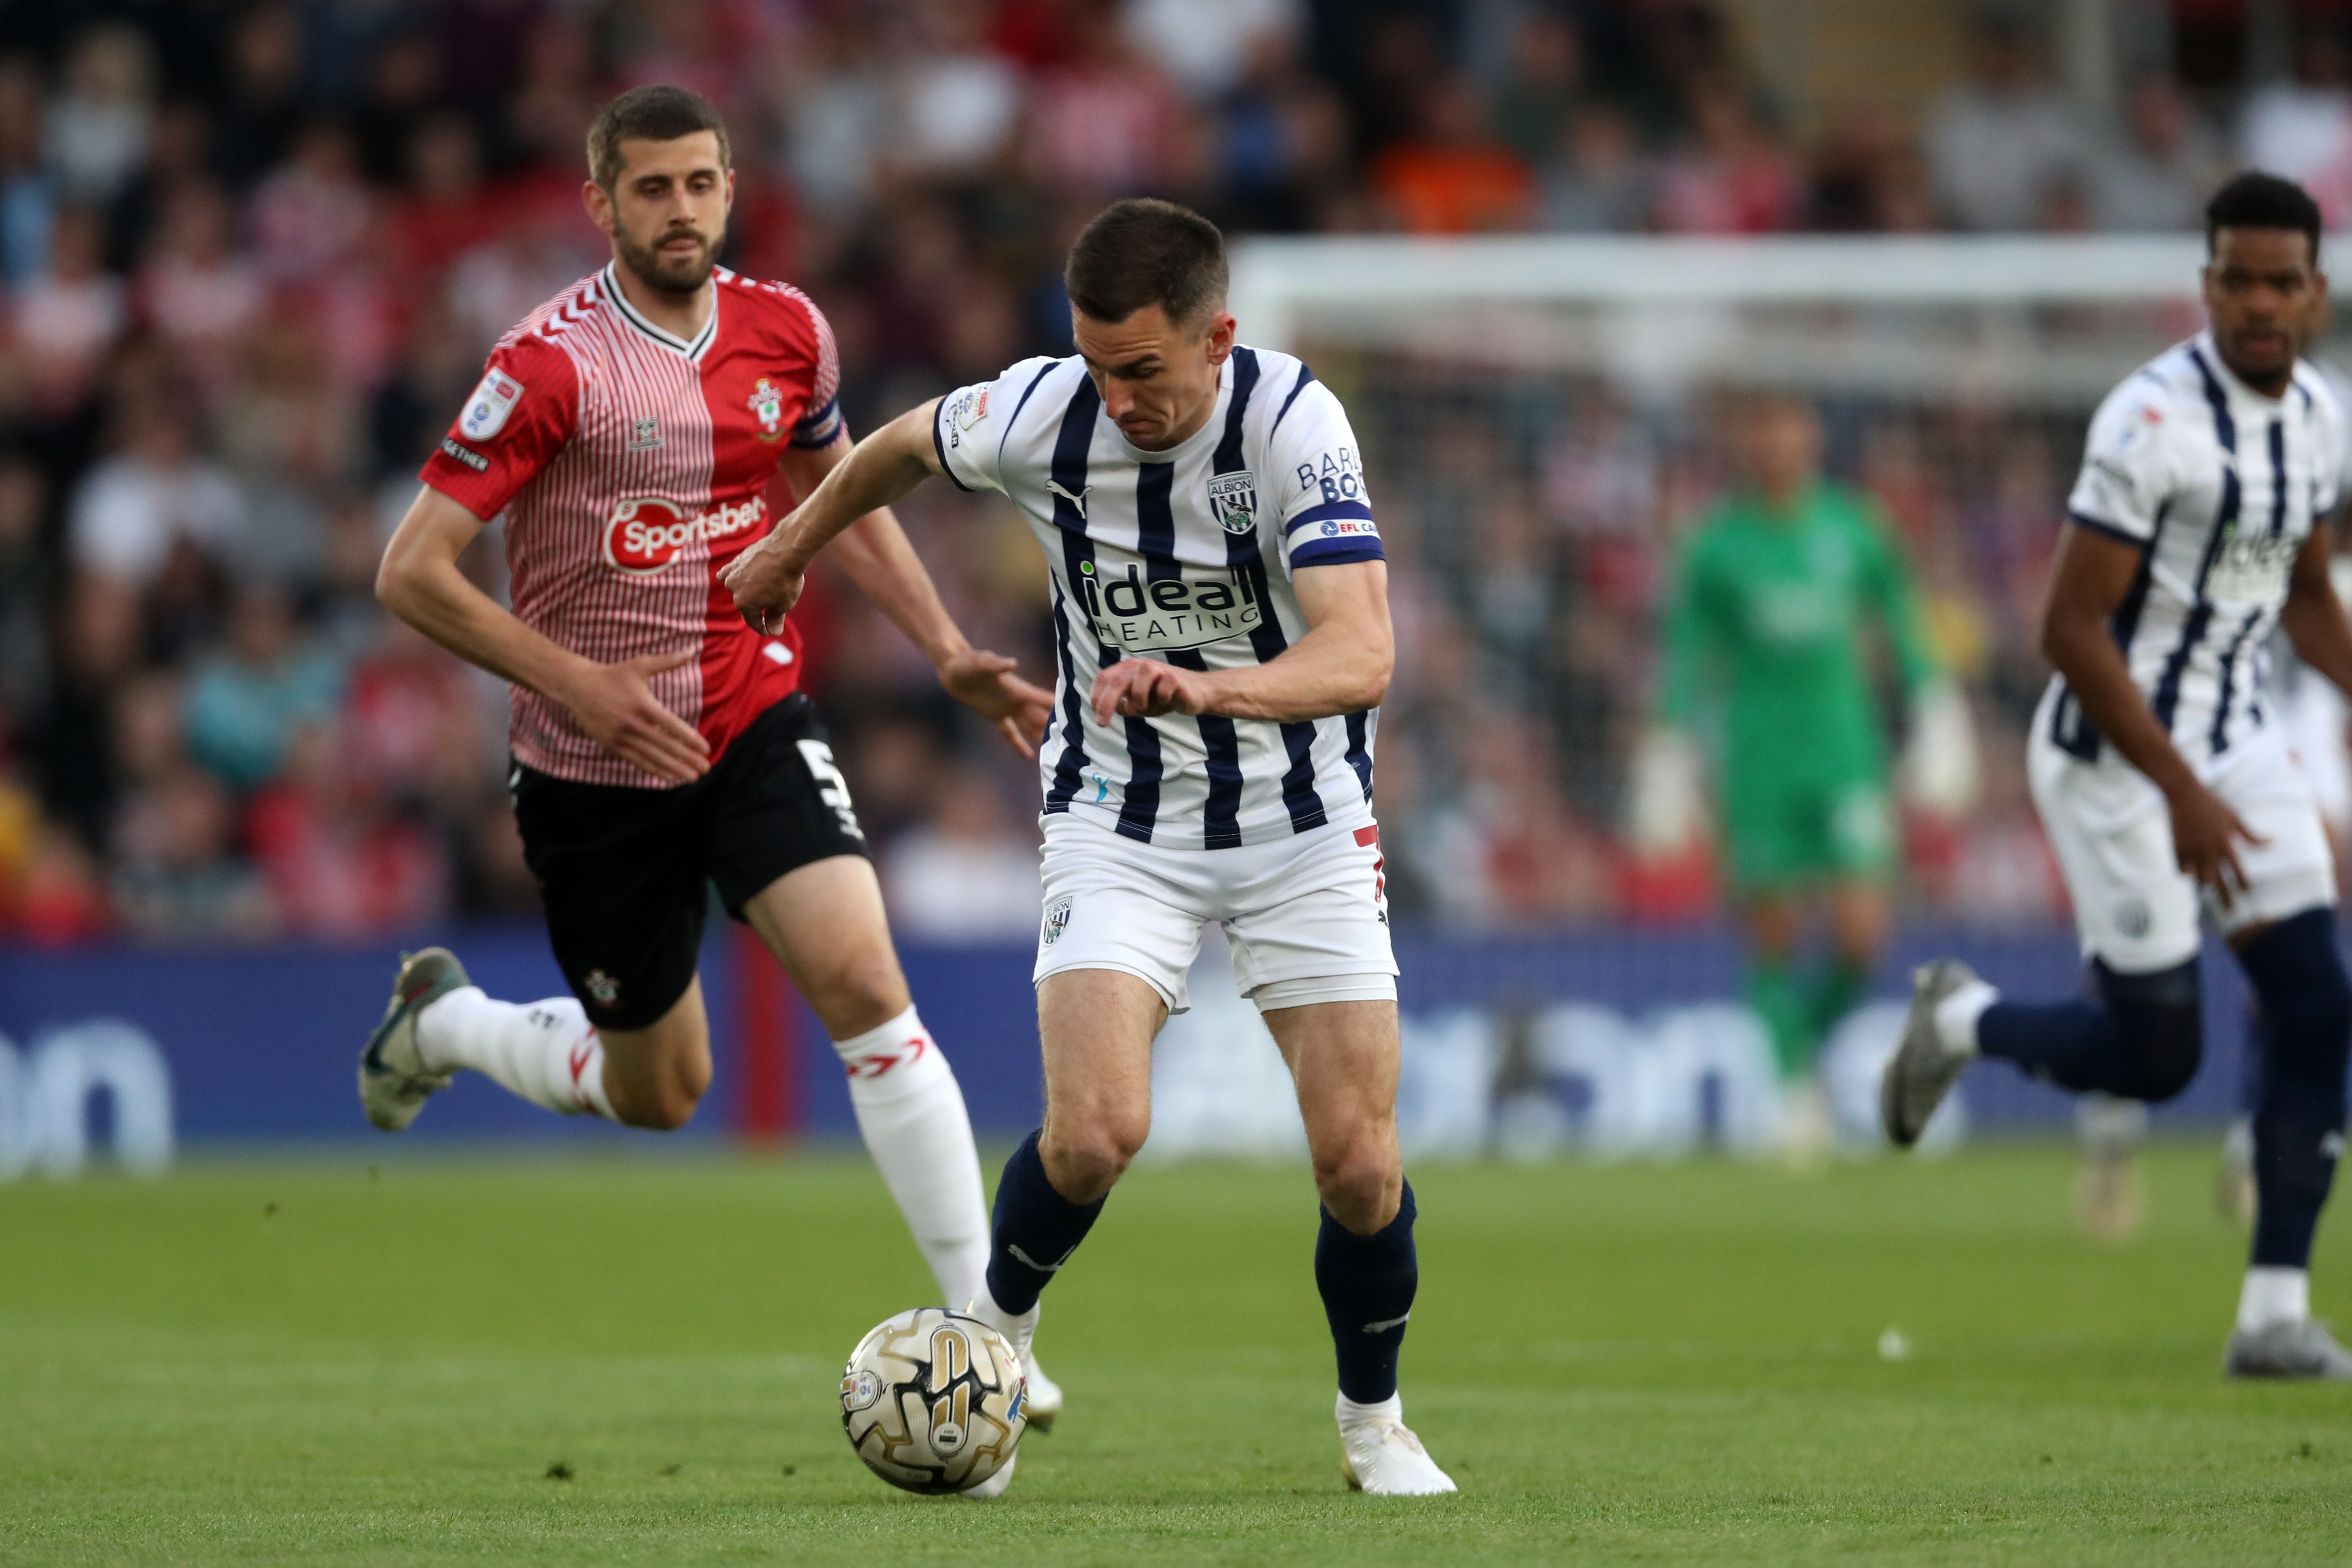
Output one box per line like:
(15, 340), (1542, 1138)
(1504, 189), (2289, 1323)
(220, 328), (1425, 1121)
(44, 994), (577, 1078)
(721, 399), (944, 633)
(775, 430), (1050, 757)
(1089, 560), (1393, 725)
(377, 485), (712, 783)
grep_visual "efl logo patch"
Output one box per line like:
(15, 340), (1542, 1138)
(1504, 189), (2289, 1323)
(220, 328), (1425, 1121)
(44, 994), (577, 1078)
(952, 385), (989, 431)
(840, 1369), (883, 1413)
(459, 368), (523, 441)
(1206, 471), (1258, 534)
(1042, 896), (1073, 947)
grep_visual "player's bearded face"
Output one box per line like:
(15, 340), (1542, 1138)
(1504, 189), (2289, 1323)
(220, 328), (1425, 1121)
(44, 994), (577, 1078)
(597, 134), (731, 298)
(614, 206), (723, 296)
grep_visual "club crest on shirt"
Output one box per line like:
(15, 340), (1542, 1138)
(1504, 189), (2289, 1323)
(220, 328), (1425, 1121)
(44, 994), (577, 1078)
(1206, 471), (1258, 534)
(747, 377), (784, 440)
(627, 415), (661, 450)
(459, 367), (523, 441)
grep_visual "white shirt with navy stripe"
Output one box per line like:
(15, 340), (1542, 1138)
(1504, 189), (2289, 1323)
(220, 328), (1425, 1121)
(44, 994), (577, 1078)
(934, 345), (1383, 848)
(2044, 331), (2347, 772)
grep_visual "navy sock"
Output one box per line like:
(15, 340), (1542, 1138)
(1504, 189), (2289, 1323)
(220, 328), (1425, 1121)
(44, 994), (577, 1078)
(1977, 997), (2127, 1091)
(1315, 1179), (1418, 1404)
(982, 1130), (1106, 1316)
(2237, 909), (2352, 1270)
(1977, 957), (2202, 1102)
(2239, 1003), (2268, 1120)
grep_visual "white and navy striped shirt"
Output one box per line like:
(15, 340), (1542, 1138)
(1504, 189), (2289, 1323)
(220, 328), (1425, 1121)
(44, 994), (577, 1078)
(2044, 332), (2347, 771)
(933, 345), (1384, 848)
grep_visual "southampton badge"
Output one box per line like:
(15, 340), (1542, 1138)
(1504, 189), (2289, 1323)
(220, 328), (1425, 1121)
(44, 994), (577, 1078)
(747, 377), (785, 441)
(1206, 471), (1258, 535)
(583, 968), (620, 1006)
(1041, 896), (1073, 947)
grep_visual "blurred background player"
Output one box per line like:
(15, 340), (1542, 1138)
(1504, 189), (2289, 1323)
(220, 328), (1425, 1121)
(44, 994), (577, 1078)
(1635, 391), (1973, 1159)
(362, 86), (1063, 1410)
(1885, 173), (2352, 1379)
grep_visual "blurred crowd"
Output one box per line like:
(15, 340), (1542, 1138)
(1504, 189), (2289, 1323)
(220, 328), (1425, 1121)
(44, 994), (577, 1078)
(0, 0), (2335, 945)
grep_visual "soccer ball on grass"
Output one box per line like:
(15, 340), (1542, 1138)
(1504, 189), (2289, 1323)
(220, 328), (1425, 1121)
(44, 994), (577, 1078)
(840, 1307), (1028, 1494)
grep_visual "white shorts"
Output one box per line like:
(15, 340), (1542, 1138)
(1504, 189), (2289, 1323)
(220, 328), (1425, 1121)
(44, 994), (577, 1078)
(1033, 813), (1398, 1014)
(2028, 726), (2337, 973)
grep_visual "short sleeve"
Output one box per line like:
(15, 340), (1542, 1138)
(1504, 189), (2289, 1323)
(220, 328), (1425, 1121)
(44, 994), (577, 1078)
(420, 335), (580, 521)
(2314, 374), (2349, 516)
(788, 294), (845, 449)
(932, 356), (1054, 495)
(2065, 379), (2176, 546)
(1269, 376), (1384, 572)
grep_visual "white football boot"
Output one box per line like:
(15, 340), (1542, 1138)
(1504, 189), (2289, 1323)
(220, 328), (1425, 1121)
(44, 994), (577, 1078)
(1337, 1395), (1456, 1496)
(960, 1451), (1016, 1499)
(965, 1285), (1059, 1431)
(357, 947), (469, 1132)
(1880, 958), (1980, 1147)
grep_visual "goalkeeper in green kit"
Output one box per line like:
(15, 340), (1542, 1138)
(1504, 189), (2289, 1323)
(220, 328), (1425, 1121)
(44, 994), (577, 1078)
(1634, 393), (1976, 1157)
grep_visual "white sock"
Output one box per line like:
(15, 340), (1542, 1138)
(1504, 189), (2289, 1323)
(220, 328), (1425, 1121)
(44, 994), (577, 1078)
(1336, 1391), (1403, 1432)
(415, 988), (615, 1120)
(1934, 979), (1998, 1055)
(2237, 1266), (2311, 1331)
(834, 1006), (990, 1308)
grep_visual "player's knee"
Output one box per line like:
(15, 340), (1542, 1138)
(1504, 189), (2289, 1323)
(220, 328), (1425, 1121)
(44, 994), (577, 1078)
(2094, 957), (2203, 1103)
(614, 1080), (703, 1131)
(603, 1055), (708, 1131)
(805, 951), (910, 1039)
(1313, 1130), (1401, 1235)
(1040, 1110), (1146, 1200)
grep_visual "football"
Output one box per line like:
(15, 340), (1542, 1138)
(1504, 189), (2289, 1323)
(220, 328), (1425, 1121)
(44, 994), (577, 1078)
(840, 1308), (1028, 1494)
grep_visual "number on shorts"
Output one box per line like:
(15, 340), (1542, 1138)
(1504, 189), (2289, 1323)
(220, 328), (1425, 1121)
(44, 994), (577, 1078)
(797, 740), (866, 841)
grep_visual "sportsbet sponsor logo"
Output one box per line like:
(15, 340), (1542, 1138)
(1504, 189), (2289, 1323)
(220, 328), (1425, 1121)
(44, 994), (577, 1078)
(602, 494), (767, 576)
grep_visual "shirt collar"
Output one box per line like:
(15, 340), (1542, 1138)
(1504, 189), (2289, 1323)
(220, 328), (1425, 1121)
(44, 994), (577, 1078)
(602, 262), (718, 361)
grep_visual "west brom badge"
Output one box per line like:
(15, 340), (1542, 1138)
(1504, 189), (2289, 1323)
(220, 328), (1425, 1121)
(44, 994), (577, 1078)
(1206, 471), (1258, 534)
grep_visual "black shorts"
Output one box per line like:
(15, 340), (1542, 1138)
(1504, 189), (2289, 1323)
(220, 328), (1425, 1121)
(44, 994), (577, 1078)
(511, 693), (868, 1031)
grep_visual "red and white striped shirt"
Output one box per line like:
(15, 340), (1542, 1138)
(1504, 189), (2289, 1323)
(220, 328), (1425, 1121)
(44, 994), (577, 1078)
(420, 262), (843, 788)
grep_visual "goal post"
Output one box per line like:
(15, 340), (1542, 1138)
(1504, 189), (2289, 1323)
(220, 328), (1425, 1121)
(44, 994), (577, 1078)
(1230, 235), (2220, 409)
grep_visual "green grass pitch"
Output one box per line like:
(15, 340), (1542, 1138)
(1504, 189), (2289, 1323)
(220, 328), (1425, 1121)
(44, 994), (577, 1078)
(4, 1143), (2349, 1566)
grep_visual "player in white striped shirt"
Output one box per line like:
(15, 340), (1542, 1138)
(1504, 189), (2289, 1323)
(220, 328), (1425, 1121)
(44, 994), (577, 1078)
(725, 200), (1453, 1493)
(1884, 173), (2352, 1378)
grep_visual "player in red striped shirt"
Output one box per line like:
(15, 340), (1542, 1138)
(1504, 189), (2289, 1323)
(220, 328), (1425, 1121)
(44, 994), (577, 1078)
(360, 87), (1061, 1423)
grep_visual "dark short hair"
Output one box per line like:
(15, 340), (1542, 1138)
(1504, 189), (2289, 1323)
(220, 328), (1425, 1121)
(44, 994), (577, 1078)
(1065, 199), (1229, 327)
(2206, 170), (2324, 262)
(587, 85), (730, 190)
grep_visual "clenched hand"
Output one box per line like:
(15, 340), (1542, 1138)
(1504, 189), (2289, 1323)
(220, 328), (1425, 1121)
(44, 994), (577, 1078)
(1089, 658), (1210, 725)
(719, 534), (804, 636)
